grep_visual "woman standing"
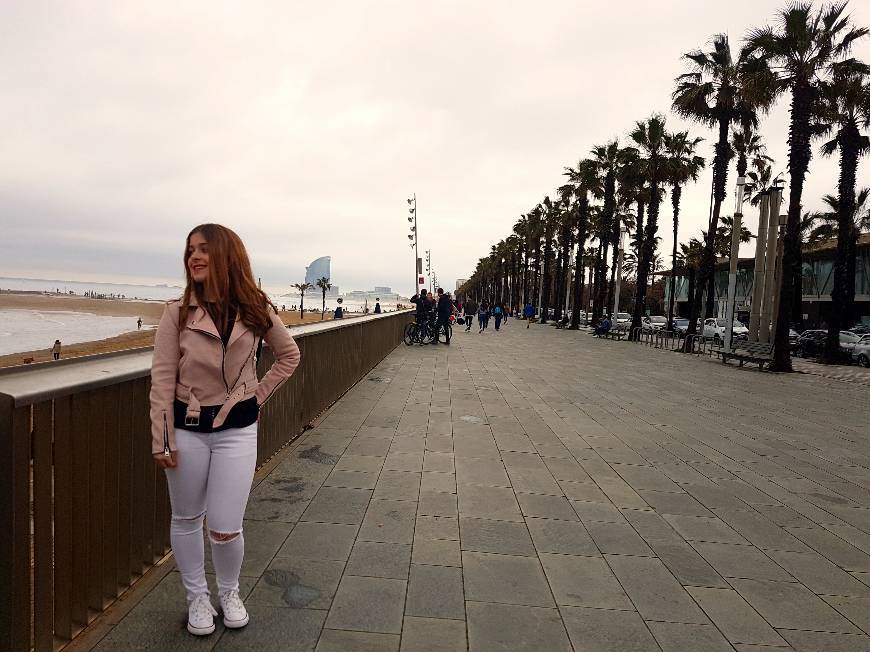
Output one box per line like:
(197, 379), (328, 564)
(150, 224), (301, 636)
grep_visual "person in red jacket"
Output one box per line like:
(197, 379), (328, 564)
(150, 224), (301, 636)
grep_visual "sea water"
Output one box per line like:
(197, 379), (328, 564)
(0, 309), (145, 356)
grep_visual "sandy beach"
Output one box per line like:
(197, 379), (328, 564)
(0, 293), (332, 369)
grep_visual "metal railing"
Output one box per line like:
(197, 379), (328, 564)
(0, 310), (413, 652)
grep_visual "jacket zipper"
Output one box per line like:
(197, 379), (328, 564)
(163, 413), (170, 456)
(188, 326), (230, 397)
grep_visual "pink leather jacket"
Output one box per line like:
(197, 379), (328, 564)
(149, 297), (301, 454)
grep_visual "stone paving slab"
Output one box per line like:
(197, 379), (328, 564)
(92, 321), (870, 650)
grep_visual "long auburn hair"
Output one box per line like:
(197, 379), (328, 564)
(180, 224), (276, 337)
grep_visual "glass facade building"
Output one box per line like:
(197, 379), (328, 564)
(663, 235), (870, 327)
(305, 256), (331, 286)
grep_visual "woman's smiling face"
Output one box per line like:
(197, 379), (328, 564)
(187, 231), (209, 283)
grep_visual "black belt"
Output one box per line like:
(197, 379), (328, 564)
(174, 397), (258, 433)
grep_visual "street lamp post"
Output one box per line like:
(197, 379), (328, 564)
(612, 227), (627, 319)
(759, 185), (783, 344)
(408, 195), (419, 296)
(724, 176), (746, 351)
(747, 191), (770, 342)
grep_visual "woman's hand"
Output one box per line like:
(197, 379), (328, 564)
(153, 451), (178, 468)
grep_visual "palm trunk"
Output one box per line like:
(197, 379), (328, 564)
(554, 233), (565, 321)
(772, 84), (813, 372)
(686, 266), (697, 319)
(631, 176), (662, 335)
(846, 231), (858, 325)
(668, 184), (682, 329)
(299, 292), (305, 318)
(823, 119), (859, 362)
(541, 235), (553, 323)
(687, 116), (730, 342)
(570, 198), (589, 329)
(322, 290), (326, 319)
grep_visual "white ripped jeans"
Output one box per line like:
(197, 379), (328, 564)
(164, 423), (258, 602)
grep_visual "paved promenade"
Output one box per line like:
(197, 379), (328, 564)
(92, 321), (870, 651)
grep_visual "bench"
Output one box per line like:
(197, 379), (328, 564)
(718, 341), (774, 369)
(603, 326), (628, 340)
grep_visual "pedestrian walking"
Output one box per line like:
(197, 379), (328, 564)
(493, 304), (503, 331)
(463, 299), (477, 331)
(137, 317), (143, 330)
(150, 224), (301, 637)
(434, 288), (453, 345)
(51, 339), (61, 360)
(478, 301), (490, 333)
(523, 302), (535, 328)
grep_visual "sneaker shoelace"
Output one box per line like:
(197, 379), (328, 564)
(190, 594), (217, 621)
(221, 590), (245, 613)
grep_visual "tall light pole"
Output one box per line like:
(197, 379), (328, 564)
(759, 184), (783, 343)
(748, 190), (771, 341)
(724, 176), (746, 351)
(425, 249), (432, 292)
(408, 195), (419, 296)
(612, 227), (627, 319)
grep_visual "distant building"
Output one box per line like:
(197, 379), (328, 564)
(374, 286), (392, 294)
(661, 234), (870, 328)
(305, 256), (331, 286)
(455, 279), (468, 292)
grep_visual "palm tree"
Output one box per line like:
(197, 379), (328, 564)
(815, 63), (870, 360)
(709, 215), (754, 258)
(315, 277), (332, 319)
(810, 189), (870, 329)
(629, 115), (668, 335)
(679, 238), (705, 318)
(746, 1), (868, 371)
(293, 282), (313, 318)
(664, 131), (706, 329)
(539, 197), (556, 323)
(673, 33), (772, 337)
(564, 159), (600, 328)
(589, 141), (622, 320)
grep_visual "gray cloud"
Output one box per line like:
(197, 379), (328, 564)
(2, 1), (868, 293)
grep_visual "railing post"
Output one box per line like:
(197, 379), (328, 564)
(0, 395), (31, 652)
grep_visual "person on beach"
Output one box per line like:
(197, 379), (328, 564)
(478, 301), (490, 333)
(374, 299), (381, 314)
(51, 339), (61, 360)
(137, 317), (143, 330)
(150, 224), (301, 637)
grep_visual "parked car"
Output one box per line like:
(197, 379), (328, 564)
(850, 324), (870, 336)
(794, 329), (827, 357)
(852, 338), (870, 367)
(615, 312), (632, 327)
(839, 331), (867, 355)
(702, 318), (748, 343)
(672, 318), (691, 335)
(642, 315), (668, 332)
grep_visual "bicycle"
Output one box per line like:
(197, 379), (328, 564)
(404, 317), (438, 345)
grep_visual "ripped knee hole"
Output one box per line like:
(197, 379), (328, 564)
(209, 530), (241, 543)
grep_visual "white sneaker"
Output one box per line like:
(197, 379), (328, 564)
(187, 594), (217, 636)
(220, 589), (250, 629)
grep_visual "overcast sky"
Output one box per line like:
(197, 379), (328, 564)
(2, 1), (869, 295)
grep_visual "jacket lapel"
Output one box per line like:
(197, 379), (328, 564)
(185, 299), (221, 340)
(226, 317), (250, 350)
